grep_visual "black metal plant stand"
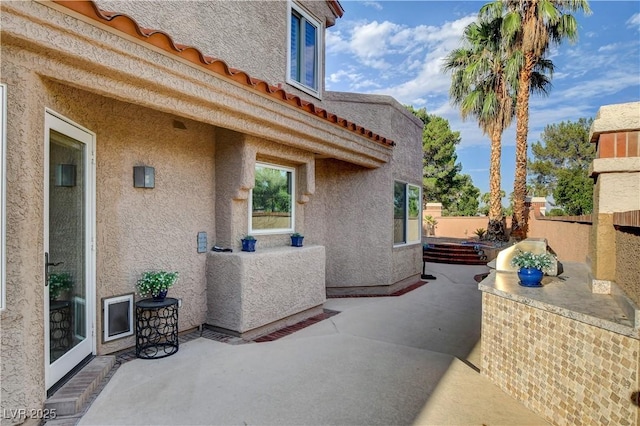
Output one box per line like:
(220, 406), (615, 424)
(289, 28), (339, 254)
(135, 298), (179, 359)
(50, 300), (72, 361)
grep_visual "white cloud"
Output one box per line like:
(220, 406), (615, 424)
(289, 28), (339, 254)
(362, 1), (383, 11)
(353, 79), (382, 90)
(556, 70), (640, 102)
(349, 20), (401, 68)
(325, 30), (350, 54)
(627, 12), (640, 29)
(328, 69), (361, 84)
(598, 42), (624, 52)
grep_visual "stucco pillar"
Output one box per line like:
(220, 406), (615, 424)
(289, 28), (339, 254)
(589, 213), (616, 280)
(588, 102), (640, 284)
(1, 61), (47, 420)
(214, 129), (256, 249)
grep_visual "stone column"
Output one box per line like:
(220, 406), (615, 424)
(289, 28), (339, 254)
(588, 102), (640, 288)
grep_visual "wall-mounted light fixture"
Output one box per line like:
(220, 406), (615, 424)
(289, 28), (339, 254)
(133, 166), (155, 189)
(55, 164), (76, 187)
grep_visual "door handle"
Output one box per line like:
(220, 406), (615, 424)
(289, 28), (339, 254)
(44, 252), (63, 286)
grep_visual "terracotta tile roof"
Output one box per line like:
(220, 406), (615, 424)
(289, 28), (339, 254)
(327, 0), (345, 19)
(52, 1), (395, 148)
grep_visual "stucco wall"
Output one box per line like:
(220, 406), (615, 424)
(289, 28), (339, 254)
(528, 218), (591, 263)
(0, 52), (216, 413)
(318, 92), (423, 289)
(92, 0), (335, 103)
(45, 80), (215, 354)
(81, 86), (215, 355)
(312, 159), (394, 287)
(1, 52), (47, 423)
(428, 212), (591, 263)
(616, 227), (640, 307)
(206, 245), (325, 335)
(214, 129), (315, 252)
(592, 159), (640, 213)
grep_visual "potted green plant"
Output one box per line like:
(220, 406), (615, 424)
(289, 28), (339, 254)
(49, 272), (73, 301)
(136, 271), (179, 301)
(510, 250), (555, 287)
(290, 232), (304, 247)
(241, 235), (256, 252)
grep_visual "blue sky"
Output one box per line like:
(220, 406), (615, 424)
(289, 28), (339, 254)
(325, 1), (640, 200)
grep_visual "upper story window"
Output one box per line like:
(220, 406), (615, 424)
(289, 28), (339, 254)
(287, 2), (321, 97)
(250, 162), (295, 234)
(394, 181), (421, 246)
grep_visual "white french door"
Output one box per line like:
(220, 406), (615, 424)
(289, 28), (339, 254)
(44, 110), (96, 390)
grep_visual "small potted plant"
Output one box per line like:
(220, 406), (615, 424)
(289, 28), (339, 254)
(290, 232), (304, 247)
(241, 235), (257, 252)
(510, 250), (555, 287)
(136, 271), (179, 301)
(49, 272), (73, 301)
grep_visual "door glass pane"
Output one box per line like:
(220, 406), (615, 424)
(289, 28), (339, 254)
(49, 130), (86, 363)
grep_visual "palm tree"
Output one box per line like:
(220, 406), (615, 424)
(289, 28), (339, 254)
(481, 0), (591, 239)
(443, 17), (516, 241)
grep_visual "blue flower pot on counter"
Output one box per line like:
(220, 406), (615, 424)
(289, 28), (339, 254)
(291, 235), (304, 247)
(517, 267), (544, 287)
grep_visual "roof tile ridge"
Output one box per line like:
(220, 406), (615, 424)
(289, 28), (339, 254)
(52, 0), (395, 148)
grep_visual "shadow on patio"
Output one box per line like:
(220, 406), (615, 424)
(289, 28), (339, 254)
(76, 263), (547, 426)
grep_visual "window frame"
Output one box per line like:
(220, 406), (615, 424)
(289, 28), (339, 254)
(249, 162), (296, 235)
(286, 1), (322, 98)
(393, 180), (422, 246)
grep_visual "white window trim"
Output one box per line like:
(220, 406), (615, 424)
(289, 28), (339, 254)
(286, 1), (322, 99)
(394, 181), (422, 247)
(249, 162), (296, 235)
(0, 84), (6, 311)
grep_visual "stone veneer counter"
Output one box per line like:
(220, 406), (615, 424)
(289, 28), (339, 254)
(479, 261), (637, 338)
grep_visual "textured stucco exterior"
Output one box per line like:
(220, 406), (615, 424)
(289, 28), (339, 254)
(616, 228), (640, 307)
(93, 0), (336, 103)
(589, 101), (640, 143)
(318, 92), (424, 291)
(0, 0), (422, 415)
(206, 246), (325, 336)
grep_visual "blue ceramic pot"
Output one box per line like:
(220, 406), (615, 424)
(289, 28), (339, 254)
(241, 239), (256, 252)
(291, 236), (304, 247)
(152, 289), (168, 301)
(517, 267), (544, 287)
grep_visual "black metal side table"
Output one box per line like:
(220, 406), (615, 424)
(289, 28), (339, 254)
(135, 297), (179, 359)
(50, 300), (72, 361)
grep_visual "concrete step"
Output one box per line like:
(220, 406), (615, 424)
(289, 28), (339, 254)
(45, 356), (116, 417)
(424, 256), (488, 265)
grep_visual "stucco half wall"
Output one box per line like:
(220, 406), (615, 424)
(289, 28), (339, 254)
(206, 246), (326, 338)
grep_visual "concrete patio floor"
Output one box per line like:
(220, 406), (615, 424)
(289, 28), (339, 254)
(79, 262), (549, 426)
